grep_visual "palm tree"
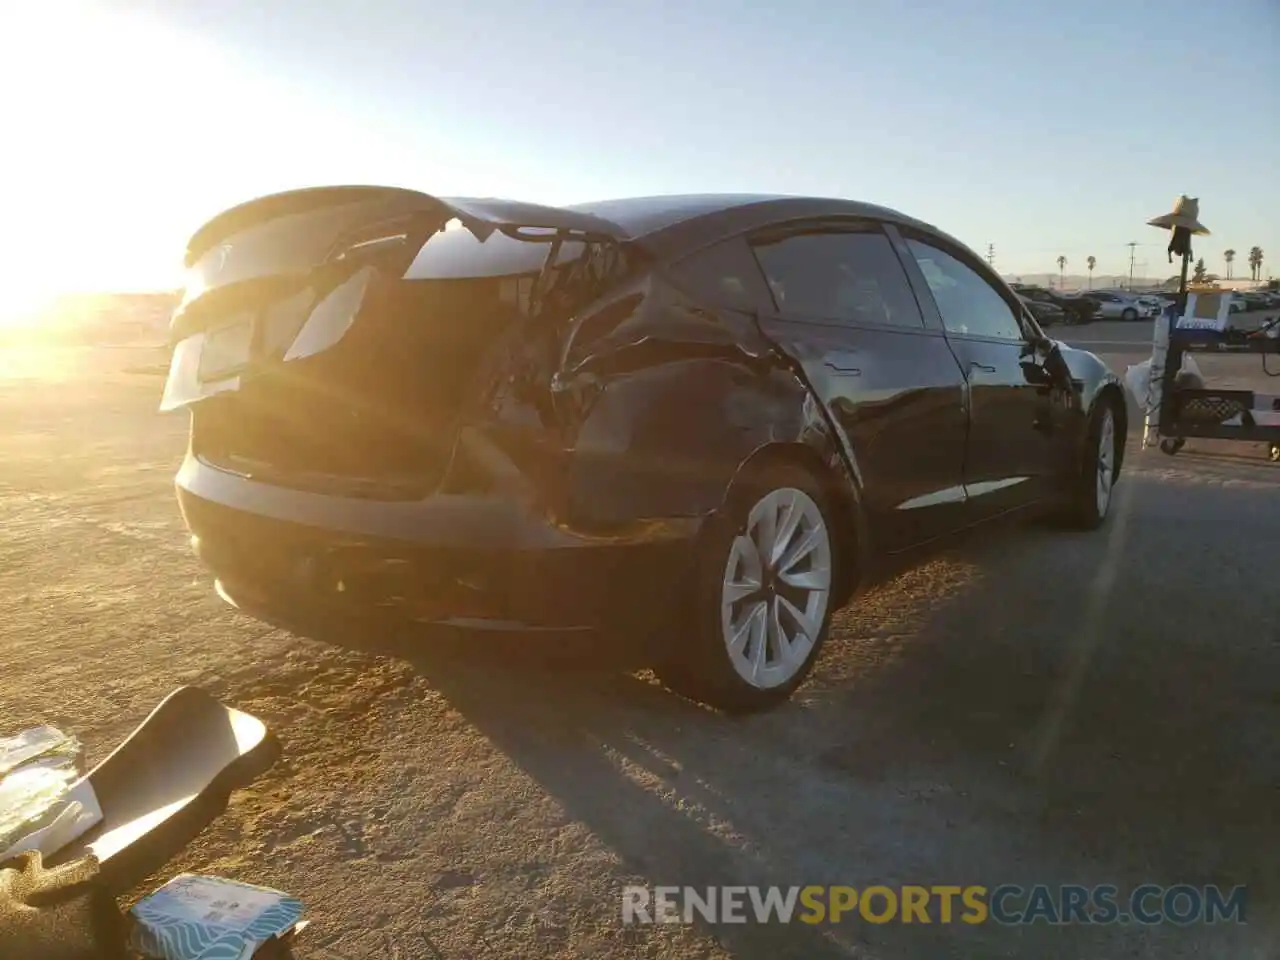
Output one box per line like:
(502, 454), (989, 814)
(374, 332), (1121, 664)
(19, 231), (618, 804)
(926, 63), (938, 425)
(1224, 249), (1236, 280)
(1249, 246), (1264, 281)
(1056, 255), (1067, 290)
(1086, 255), (1096, 289)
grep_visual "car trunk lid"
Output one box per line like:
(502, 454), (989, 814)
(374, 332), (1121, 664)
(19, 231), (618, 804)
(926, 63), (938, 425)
(162, 185), (632, 499)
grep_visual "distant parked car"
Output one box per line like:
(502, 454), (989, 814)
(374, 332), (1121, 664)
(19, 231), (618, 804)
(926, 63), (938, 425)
(1017, 294), (1064, 326)
(1011, 284), (1096, 324)
(1240, 292), (1271, 311)
(1076, 291), (1156, 321)
(1134, 295), (1169, 313)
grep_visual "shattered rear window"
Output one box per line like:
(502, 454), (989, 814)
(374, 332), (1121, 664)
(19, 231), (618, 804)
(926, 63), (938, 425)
(406, 227), (586, 281)
(402, 225), (632, 325)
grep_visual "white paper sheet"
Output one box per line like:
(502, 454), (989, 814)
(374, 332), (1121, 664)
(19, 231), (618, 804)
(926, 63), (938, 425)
(0, 777), (103, 862)
(0, 725), (78, 778)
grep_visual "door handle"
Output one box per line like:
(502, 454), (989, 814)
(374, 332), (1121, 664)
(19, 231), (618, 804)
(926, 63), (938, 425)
(824, 361), (861, 375)
(969, 361), (997, 373)
(824, 352), (862, 375)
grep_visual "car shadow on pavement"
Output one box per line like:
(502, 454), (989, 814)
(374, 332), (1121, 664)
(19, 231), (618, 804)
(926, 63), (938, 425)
(261, 619), (854, 957)
(263, 467), (1279, 958)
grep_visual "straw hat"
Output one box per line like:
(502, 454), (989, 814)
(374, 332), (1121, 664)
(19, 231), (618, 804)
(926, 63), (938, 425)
(1147, 195), (1210, 235)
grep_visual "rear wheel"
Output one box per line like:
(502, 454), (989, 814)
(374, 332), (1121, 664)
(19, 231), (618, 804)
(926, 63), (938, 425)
(655, 461), (839, 714)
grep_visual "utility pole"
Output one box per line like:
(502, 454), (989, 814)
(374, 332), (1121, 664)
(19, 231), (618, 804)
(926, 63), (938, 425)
(986, 243), (995, 268)
(1127, 242), (1137, 290)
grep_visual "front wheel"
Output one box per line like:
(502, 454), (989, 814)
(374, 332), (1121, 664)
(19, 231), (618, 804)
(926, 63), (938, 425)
(655, 461), (839, 714)
(1121, 307), (1138, 322)
(1063, 399), (1120, 529)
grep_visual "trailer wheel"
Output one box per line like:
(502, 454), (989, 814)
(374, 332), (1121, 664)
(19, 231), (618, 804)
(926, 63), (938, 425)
(1160, 438), (1186, 456)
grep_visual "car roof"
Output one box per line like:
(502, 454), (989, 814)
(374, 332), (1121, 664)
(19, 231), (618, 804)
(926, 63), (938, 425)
(565, 194), (789, 235)
(562, 193), (951, 259)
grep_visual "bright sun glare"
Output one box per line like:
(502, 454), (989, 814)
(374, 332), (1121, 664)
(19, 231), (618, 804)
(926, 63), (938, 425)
(0, 0), (428, 337)
(0, 290), (58, 330)
(0, 2), (231, 329)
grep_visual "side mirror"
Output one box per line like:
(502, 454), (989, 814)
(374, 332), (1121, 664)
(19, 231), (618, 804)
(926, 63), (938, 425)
(1042, 341), (1073, 388)
(1019, 360), (1051, 385)
(1020, 331), (1052, 357)
(1020, 340), (1072, 389)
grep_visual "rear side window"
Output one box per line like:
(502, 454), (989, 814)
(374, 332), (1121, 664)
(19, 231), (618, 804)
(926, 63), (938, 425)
(666, 237), (775, 314)
(750, 230), (926, 329)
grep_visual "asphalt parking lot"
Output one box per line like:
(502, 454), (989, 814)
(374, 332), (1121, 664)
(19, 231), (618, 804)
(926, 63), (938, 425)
(0, 329), (1276, 959)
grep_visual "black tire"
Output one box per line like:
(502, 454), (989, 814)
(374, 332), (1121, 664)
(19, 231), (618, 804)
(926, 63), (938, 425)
(1160, 437), (1186, 456)
(1063, 396), (1121, 530)
(1121, 307), (1138, 322)
(654, 460), (841, 714)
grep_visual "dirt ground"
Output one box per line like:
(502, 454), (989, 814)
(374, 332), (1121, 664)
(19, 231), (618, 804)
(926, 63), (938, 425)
(0, 328), (1277, 959)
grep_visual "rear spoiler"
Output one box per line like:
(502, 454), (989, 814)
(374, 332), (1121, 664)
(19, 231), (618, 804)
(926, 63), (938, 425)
(184, 185), (630, 268)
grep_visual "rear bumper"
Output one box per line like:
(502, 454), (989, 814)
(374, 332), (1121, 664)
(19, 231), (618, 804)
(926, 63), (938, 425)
(175, 453), (702, 632)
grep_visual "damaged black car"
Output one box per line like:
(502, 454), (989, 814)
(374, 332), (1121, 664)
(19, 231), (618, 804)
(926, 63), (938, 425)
(164, 187), (1126, 712)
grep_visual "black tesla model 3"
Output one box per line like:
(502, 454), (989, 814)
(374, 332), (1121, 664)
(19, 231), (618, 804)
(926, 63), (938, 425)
(164, 188), (1126, 712)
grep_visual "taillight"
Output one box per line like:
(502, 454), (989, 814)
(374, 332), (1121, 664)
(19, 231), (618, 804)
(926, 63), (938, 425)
(283, 267), (374, 362)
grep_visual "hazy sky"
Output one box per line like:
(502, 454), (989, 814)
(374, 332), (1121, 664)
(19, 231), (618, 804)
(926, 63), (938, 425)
(2, 0), (1276, 313)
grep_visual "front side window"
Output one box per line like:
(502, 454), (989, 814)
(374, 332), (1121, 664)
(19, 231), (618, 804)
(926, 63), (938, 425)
(905, 238), (1023, 340)
(750, 229), (925, 329)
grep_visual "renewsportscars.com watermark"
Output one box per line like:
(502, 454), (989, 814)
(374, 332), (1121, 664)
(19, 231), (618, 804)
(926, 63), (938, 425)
(622, 884), (1248, 926)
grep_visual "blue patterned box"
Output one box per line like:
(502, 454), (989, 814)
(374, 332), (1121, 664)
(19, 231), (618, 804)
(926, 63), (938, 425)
(130, 874), (305, 960)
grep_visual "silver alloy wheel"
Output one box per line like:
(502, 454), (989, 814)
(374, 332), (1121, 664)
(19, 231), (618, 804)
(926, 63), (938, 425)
(1096, 407), (1115, 517)
(720, 487), (832, 689)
